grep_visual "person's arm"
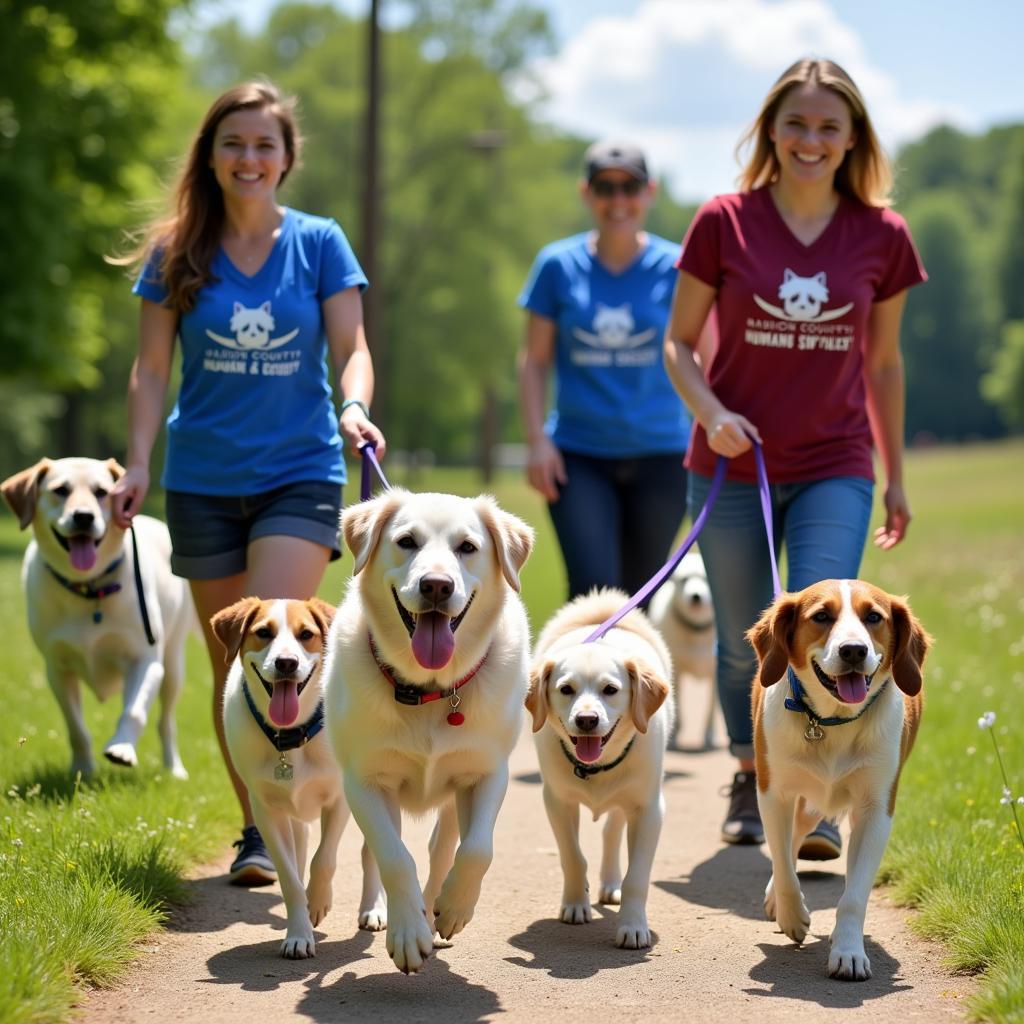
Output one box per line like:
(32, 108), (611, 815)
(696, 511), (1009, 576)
(323, 287), (387, 459)
(111, 299), (177, 526)
(864, 289), (910, 550)
(516, 312), (566, 502)
(663, 270), (761, 456)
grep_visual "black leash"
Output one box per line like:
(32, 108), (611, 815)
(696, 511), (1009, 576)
(130, 524), (156, 646)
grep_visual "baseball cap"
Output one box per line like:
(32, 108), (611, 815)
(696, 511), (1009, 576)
(583, 140), (649, 182)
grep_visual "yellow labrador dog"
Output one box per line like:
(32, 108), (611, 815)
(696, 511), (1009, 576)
(648, 549), (717, 750)
(749, 579), (931, 980)
(212, 597), (385, 959)
(324, 488), (534, 974)
(526, 590), (672, 949)
(2, 458), (192, 778)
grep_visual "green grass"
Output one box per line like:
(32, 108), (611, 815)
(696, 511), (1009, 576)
(1, 441), (1022, 1021)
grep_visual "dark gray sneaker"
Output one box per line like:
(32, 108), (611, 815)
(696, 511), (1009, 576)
(798, 818), (842, 860)
(721, 770), (764, 845)
(229, 826), (277, 885)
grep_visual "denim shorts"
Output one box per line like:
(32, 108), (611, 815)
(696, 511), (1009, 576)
(165, 480), (343, 580)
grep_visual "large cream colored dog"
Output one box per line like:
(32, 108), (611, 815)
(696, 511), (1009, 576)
(324, 488), (534, 974)
(2, 457), (192, 777)
(213, 597), (385, 959)
(749, 579), (931, 980)
(526, 590), (673, 949)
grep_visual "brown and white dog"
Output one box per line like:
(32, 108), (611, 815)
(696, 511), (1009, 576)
(212, 597), (385, 959)
(748, 579), (931, 981)
(324, 489), (534, 974)
(526, 590), (672, 949)
(647, 549), (717, 749)
(2, 457), (193, 778)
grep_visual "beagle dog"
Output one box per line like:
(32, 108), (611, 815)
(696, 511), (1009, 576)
(748, 579), (931, 981)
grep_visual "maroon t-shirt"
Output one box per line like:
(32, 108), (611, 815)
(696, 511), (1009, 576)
(677, 187), (926, 483)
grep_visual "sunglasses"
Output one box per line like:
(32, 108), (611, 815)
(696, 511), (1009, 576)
(589, 177), (645, 198)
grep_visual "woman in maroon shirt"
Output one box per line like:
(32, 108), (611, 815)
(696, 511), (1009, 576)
(663, 58), (926, 856)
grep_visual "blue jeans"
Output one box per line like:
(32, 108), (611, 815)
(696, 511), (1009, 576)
(548, 451), (688, 603)
(688, 472), (874, 759)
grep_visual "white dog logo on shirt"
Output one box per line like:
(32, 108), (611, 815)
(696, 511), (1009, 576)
(573, 303), (656, 350)
(206, 301), (300, 351)
(753, 269), (854, 324)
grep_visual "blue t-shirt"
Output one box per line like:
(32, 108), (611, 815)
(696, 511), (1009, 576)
(134, 208), (367, 495)
(518, 232), (691, 456)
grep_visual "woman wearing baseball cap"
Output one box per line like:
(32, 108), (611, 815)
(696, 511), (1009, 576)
(517, 140), (702, 603)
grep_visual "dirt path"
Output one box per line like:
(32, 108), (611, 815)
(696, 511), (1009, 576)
(81, 704), (973, 1023)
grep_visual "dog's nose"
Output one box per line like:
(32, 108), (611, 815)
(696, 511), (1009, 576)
(275, 655), (299, 676)
(72, 510), (94, 530)
(419, 574), (454, 602)
(838, 642), (868, 665)
(574, 712), (599, 733)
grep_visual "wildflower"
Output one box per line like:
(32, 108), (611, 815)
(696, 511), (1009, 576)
(11, 838), (22, 847)
(978, 709), (1024, 855)
(978, 711), (997, 729)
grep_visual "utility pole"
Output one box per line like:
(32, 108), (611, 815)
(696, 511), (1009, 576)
(361, 0), (385, 425)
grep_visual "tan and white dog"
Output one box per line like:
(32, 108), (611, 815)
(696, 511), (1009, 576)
(212, 597), (386, 959)
(748, 579), (931, 980)
(648, 549), (717, 749)
(324, 488), (533, 974)
(526, 590), (672, 949)
(2, 457), (193, 778)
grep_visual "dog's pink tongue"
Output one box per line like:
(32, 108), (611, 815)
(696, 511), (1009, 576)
(411, 611), (455, 670)
(836, 673), (868, 704)
(269, 680), (300, 727)
(574, 736), (603, 763)
(69, 536), (97, 572)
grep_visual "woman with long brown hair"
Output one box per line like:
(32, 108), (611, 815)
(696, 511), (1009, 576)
(664, 59), (926, 857)
(112, 80), (385, 883)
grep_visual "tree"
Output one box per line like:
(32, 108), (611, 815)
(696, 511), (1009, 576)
(982, 321), (1024, 431)
(900, 191), (1003, 441)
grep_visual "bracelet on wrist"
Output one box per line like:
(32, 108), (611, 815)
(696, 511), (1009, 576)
(340, 398), (370, 419)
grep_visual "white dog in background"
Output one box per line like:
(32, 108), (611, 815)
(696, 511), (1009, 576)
(325, 488), (534, 974)
(526, 589), (672, 949)
(212, 597), (385, 959)
(2, 457), (192, 778)
(648, 549), (717, 750)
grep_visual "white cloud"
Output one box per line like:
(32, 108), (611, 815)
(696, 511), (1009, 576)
(526, 0), (969, 201)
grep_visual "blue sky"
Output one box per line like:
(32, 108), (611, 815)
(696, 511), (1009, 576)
(190, 0), (1024, 201)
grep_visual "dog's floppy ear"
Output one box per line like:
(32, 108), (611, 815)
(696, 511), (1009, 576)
(105, 458), (126, 482)
(210, 597), (263, 665)
(342, 490), (404, 575)
(525, 659), (554, 733)
(627, 658), (670, 734)
(889, 595), (932, 696)
(747, 594), (798, 687)
(1, 459), (53, 530)
(475, 496), (534, 593)
(307, 597), (336, 643)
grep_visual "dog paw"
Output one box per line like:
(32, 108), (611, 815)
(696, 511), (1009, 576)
(358, 901), (387, 932)
(598, 884), (622, 905)
(306, 879), (333, 927)
(433, 862), (484, 941)
(829, 923), (871, 980)
(828, 946), (872, 980)
(386, 905), (434, 974)
(775, 895), (811, 944)
(615, 918), (651, 949)
(103, 742), (138, 768)
(281, 930), (316, 959)
(560, 900), (592, 925)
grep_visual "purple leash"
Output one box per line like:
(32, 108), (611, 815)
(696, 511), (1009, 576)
(359, 441), (391, 501)
(585, 440), (781, 642)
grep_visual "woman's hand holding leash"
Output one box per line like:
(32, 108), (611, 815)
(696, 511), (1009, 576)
(111, 465), (150, 529)
(341, 403), (387, 460)
(706, 410), (761, 457)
